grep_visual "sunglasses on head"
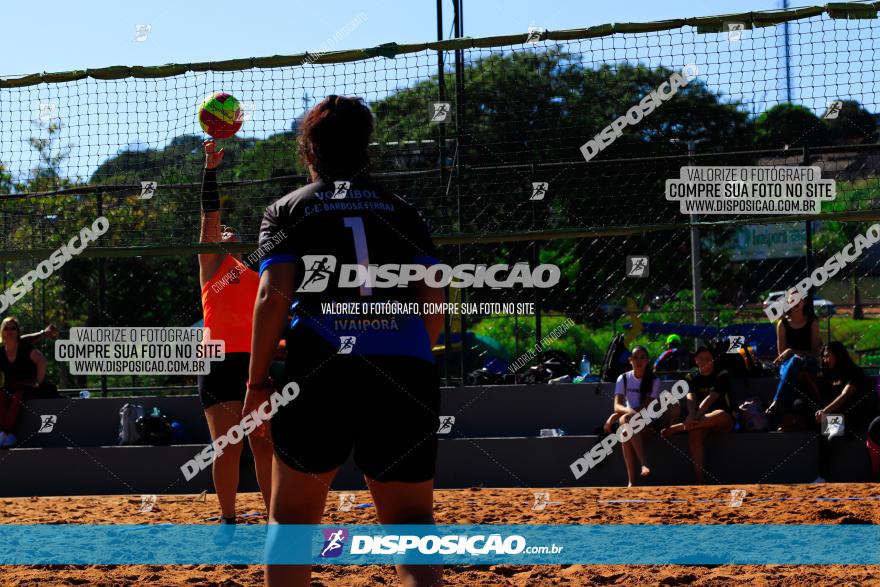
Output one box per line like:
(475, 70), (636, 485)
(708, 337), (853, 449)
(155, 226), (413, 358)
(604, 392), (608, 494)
(3, 325), (19, 331)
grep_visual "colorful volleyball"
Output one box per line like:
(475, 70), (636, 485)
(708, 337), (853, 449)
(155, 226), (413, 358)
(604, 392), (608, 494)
(197, 92), (243, 139)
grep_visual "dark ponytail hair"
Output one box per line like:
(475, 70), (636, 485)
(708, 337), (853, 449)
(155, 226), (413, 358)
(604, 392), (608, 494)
(297, 95), (374, 182)
(694, 345), (715, 358)
(631, 345), (656, 408)
(784, 290), (816, 321)
(822, 341), (862, 382)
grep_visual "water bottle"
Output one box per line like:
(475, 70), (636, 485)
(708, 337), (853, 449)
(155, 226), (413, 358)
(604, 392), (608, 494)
(79, 390), (91, 399)
(579, 354), (591, 377)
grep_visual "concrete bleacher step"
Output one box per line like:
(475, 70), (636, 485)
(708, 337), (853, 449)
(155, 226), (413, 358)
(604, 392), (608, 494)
(441, 379), (781, 436)
(15, 396), (210, 448)
(14, 379), (786, 448)
(0, 433), (870, 497)
(4, 380), (871, 497)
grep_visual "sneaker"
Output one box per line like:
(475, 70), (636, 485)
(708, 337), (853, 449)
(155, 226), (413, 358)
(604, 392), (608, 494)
(1, 433), (17, 448)
(811, 476), (827, 484)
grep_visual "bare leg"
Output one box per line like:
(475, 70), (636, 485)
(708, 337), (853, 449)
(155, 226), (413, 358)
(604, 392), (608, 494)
(265, 457), (337, 587)
(661, 422), (686, 439)
(799, 370), (821, 404)
(686, 411), (734, 484)
(0, 389), (25, 432)
(688, 428), (707, 484)
(367, 476), (443, 586)
(621, 441), (639, 487)
(204, 401), (246, 519)
(620, 414), (649, 477)
(248, 433), (275, 513)
(686, 410), (735, 432)
(631, 432), (650, 478)
(665, 403), (682, 427)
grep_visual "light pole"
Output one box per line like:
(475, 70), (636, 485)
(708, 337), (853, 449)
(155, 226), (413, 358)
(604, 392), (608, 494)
(671, 138), (707, 326)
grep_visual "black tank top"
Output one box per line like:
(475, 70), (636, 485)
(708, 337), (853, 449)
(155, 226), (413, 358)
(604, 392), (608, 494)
(782, 316), (814, 352)
(0, 340), (37, 386)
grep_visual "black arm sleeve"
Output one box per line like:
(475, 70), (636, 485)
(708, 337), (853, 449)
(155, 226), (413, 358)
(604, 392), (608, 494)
(201, 168), (220, 212)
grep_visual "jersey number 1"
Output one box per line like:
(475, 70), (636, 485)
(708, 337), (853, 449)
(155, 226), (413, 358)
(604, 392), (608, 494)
(343, 217), (372, 296)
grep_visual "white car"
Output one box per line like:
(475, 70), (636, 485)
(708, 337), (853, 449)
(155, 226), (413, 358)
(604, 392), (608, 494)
(762, 291), (836, 316)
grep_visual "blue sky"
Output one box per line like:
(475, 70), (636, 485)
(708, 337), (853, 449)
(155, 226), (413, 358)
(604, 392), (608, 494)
(1, 0), (817, 77)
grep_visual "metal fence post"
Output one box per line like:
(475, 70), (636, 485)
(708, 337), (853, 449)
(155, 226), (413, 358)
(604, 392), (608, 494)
(803, 146), (814, 282)
(453, 0), (466, 385)
(97, 192), (108, 397)
(436, 0), (450, 387)
(533, 240), (542, 349)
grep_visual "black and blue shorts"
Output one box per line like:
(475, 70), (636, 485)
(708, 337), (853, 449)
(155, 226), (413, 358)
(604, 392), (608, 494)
(270, 341), (440, 483)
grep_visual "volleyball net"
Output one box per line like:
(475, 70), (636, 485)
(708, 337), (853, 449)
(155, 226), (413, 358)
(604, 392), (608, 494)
(3, 2), (880, 385)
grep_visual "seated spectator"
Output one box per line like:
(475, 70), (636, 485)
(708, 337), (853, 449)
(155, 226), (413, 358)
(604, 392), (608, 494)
(661, 346), (735, 484)
(0, 317), (57, 448)
(813, 341), (880, 483)
(603, 346), (661, 487)
(765, 292), (821, 430)
(654, 334), (692, 373)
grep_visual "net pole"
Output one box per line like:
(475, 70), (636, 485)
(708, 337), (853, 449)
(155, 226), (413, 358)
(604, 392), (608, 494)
(783, 0), (793, 102)
(453, 0), (466, 385)
(688, 140), (704, 327)
(533, 241), (542, 350)
(803, 147), (814, 297)
(97, 192), (108, 397)
(437, 0), (451, 387)
(1, 207), (6, 304)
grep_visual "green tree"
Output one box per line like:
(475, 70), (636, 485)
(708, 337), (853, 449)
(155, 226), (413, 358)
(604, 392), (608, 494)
(371, 51), (753, 328)
(825, 100), (877, 145)
(815, 179), (878, 319)
(34, 50), (757, 363)
(754, 103), (830, 148)
(0, 161), (12, 195)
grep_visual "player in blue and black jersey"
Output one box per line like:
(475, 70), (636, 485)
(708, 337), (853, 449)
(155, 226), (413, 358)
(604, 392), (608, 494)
(246, 95), (444, 586)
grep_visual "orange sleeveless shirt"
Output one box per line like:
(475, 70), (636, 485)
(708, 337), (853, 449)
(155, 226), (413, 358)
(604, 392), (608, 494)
(201, 255), (260, 354)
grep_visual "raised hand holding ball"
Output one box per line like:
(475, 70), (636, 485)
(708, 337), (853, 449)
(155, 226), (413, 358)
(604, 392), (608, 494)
(203, 140), (225, 170)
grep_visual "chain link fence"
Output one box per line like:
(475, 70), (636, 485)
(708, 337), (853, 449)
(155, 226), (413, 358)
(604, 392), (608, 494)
(2, 4), (880, 389)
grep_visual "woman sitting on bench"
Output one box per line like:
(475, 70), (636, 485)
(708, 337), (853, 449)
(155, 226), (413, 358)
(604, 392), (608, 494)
(813, 341), (880, 483)
(661, 346), (735, 484)
(765, 292), (822, 430)
(0, 317), (58, 448)
(603, 346), (661, 487)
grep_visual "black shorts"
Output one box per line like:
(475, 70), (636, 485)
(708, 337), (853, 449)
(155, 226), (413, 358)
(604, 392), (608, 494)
(271, 349), (440, 483)
(198, 352), (250, 409)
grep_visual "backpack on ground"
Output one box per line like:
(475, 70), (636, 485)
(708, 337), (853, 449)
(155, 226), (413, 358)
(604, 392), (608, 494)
(519, 350), (578, 384)
(119, 403), (146, 445)
(712, 337), (764, 377)
(655, 347), (693, 373)
(466, 368), (511, 385)
(738, 397), (769, 432)
(136, 407), (174, 446)
(601, 333), (630, 382)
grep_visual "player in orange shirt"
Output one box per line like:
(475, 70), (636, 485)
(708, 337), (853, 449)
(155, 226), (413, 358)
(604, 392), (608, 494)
(198, 140), (273, 524)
